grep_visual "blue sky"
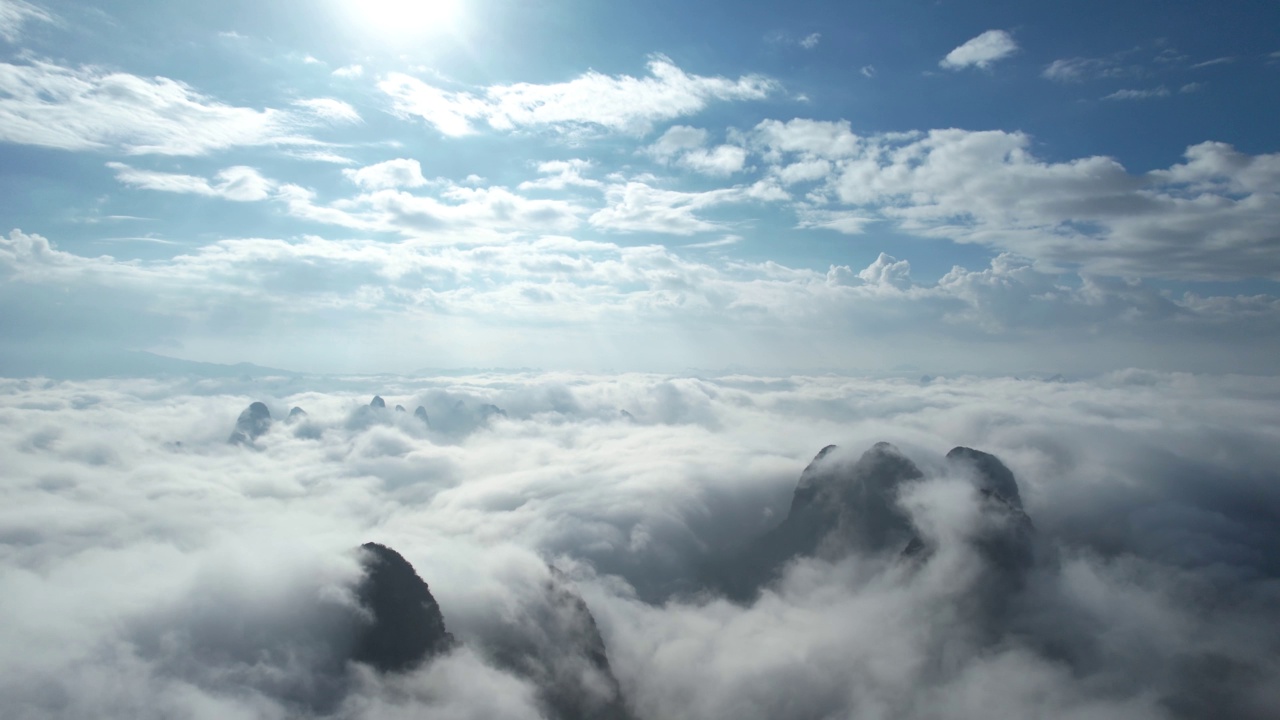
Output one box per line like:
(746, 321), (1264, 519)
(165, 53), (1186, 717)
(1, 0), (1278, 374)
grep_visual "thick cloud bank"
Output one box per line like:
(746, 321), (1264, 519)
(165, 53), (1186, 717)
(1, 371), (1278, 718)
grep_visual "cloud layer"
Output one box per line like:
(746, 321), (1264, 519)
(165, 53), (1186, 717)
(2, 370), (1278, 718)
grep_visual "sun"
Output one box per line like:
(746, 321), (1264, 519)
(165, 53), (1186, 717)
(353, 0), (461, 38)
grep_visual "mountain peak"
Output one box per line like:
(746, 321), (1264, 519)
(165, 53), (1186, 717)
(228, 401), (272, 445)
(352, 542), (453, 672)
(946, 446), (1022, 509)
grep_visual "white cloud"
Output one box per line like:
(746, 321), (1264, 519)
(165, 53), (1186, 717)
(681, 145), (748, 176)
(518, 159), (603, 191)
(0, 0), (51, 42)
(1, 370), (1279, 717)
(648, 125), (709, 160)
(774, 158), (833, 185)
(939, 30), (1019, 70)
(754, 118), (863, 160)
(107, 163), (277, 202)
(332, 64), (364, 78)
(0, 60), (328, 155)
(293, 97), (362, 124)
(686, 235), (743, 249)
(5, 228), (1280, 374)
(800, 33), (820, 50)
(285, 149), (357, 164)
(647, 126), (747, 176)
(381, 55), (779, 137)
(761, 125), (1280, 280)
(1042, 56), (1116, 82)
(860, 65), (876, 78)
(589, 180), (782, 235)
(1103, 86), (1170, 100)
(343, 158), (429, 190)
(1191, 56), (1235, 69)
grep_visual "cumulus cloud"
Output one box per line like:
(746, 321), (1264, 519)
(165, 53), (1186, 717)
(1, 370), (1278, 718)
(800, 32), (821, 50)
(4, 228), (1280, 375)
(0, 0), (51, 42)
(940, 30), (1019, 70)
(518, 159), (603, 191)
(0, 60), (335, 155)
(380, 55), (778, 137)
(756, 122), (1280, 280)
(343, 158), (429, 190)
(647, 126), (748, 176)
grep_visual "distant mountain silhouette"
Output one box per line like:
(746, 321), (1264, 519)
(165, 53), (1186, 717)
(0, 349), (297, 380)
(228, 402), (272, 445)
(370, 396), (387, 409)
(352, 543), (454, 672)
(286, 406), (307, 422)
(414, 406), (430, 427)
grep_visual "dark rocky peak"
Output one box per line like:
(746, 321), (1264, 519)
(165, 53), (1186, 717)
(946, 447), (1022, 509)
(414, 406), (430, 426)
(369, 396), (386, 409)
(789, 442), (924, 552)
(352, 542), (453, 673)
(711, 442), (924, 600)
(394, 405), (406, 412)
(480, 568), (632, 720)
(286, 406), (307, 423)
(619, 409), (636, 422)
(228, 401), (272, 445)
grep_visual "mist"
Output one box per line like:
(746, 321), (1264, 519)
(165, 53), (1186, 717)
(2, 370), (1278, 719)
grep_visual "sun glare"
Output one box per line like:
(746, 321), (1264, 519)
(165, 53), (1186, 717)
(354, 0), (461, 38)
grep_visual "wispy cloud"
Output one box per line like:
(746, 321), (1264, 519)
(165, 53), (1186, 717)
(293, 98), (362, 124)
(107, 163), (277, 201)
(1191, 56), (1236, 69)
(0, 0), (52, 42)
(1103, 86), (1170, 100)
(0, 60), (333, 155)
(380, 55), (779, 137)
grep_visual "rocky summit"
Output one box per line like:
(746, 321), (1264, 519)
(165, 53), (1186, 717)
(711, 442), (1035, 602)
(352, 543), (454, 672)
(228, 402), (272, 445)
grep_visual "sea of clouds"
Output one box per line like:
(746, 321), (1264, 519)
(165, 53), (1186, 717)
(2, 370), (1278, 719)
